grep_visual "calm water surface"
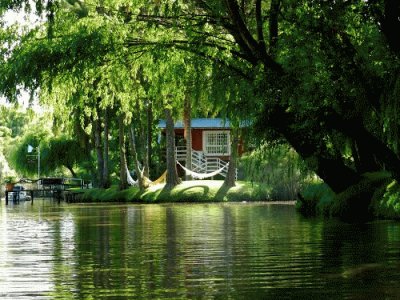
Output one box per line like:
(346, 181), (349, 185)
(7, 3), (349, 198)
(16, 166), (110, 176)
(1, 200), (400, 299)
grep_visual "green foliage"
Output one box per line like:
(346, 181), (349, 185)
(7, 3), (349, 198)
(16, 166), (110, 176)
(3, 175), (16, 183)
(0, 105), (33, 138)
(296, 183), (335, 217)
(43, 135), (84, 176)
(7, 121), (86, 178)
(1, 0), (400, 222)
(0, 106), (39, 186)
(9, 129), (49, 177)
(240, 143), (314, 200)
(373, 180), (400, 219)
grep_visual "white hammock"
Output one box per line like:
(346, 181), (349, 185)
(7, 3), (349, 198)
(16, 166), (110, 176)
(126, 166), (138, 186)
(177, 161), (229, 179)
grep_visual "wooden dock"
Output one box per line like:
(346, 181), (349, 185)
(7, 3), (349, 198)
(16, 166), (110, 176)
(5, 189), (50, 205)
(3, 177), (90, 205)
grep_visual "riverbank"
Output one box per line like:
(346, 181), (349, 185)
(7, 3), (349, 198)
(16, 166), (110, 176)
(78, 180), (275, 203)
(296, 180), (400, 220)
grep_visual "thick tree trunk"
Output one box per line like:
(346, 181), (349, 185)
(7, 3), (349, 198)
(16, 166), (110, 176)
(264, 102), (391, 220)
(183, 95), (192, 181)
(165, 108), (181, 189)
(264, 103), (361, 193)
(92, 117), (104, 188)
(224, 129), (238, 188)
(118, 117), (128, 191)
(268, 0), (280, 56)
(66, 165), (77, 178)
(209, 0), (397, 220)
(74, 111), (95, 185)
(102, 108), (111, 188)
(326, 111), (400, 182)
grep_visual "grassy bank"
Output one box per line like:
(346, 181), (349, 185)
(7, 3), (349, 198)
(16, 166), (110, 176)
(79, 180), (273, 203)
(296, 173), (400, 220)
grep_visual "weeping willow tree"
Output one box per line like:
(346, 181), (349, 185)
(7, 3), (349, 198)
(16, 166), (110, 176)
(241, 143), (314, 200)
(2, 0), (400, 219)
(9, 130), (86, 178)
(0, 0), (168, 189)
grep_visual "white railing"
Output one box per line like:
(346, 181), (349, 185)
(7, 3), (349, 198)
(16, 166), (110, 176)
(175, 147), (236, 179)
(176, 146), (187, 162)
(191, 150), (207, 173)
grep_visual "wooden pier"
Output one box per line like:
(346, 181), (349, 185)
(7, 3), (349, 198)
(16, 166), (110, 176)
(3, 177), (90, 205)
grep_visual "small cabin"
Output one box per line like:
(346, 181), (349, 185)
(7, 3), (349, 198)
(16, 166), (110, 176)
(158, 118), (245, 162)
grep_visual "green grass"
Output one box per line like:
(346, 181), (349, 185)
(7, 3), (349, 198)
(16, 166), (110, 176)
(79, 180), (273, 203)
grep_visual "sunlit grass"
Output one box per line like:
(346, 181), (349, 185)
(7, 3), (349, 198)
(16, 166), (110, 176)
(80, 180), (272, 203)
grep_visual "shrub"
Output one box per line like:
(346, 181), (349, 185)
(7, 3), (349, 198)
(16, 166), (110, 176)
(296, 183), (335, 216)
(374, 180), (400, 219)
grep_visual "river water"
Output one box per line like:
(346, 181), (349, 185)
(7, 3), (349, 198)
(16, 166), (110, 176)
(1, 200), (400, 299)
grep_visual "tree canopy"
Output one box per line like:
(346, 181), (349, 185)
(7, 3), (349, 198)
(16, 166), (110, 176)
(1, 0), (400, 219)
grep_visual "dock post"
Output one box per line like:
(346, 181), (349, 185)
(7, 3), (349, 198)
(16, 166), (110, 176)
(5, 191), (8, 205)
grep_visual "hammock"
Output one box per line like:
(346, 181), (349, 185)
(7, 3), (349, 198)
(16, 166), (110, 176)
(150, 170), (167, 186)
(126, 166), (138, 186)
(176, 161), (229, 179)
(127, 167), (167, 187)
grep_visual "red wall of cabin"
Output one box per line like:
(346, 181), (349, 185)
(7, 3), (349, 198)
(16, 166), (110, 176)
(172, 128), (245, 159)
(192, 129), (203, 151)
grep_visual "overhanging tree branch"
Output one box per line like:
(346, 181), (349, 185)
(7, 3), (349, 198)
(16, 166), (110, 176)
(268, 0), (280, 56)
(224, 0), (284, 74)
(255, 0), (265, 54)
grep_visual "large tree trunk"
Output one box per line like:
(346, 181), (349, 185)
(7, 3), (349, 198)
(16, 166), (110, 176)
(206, 0), (397, 220)
(118, 117), (128, 191)
(66, 165), (77, 178)
(74, 110), (95, 184)
(264, 102), (361, 193)
(165, 108), (181, 189)
(102, 107), (111, 188)
(183, 95), (192, 181)
(264, 102), (389, 221)
(224, 129), (238, 188)
(325, 112), (400, 182)
(92, 116), (104, 188)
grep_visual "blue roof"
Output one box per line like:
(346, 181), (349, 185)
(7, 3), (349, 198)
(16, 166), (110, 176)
(158, 118), (232, 129)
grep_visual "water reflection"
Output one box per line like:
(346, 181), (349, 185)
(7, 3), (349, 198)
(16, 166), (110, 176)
(1, 200), (400, 299)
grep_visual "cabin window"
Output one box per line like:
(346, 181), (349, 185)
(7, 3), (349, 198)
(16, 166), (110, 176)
(203, 131), (230, 156)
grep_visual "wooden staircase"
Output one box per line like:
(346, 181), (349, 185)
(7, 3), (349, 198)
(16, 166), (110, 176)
(176, 146), (236, 179)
